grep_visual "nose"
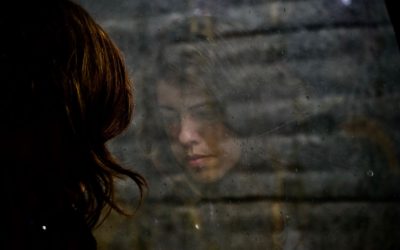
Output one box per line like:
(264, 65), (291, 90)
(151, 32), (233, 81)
(178, 115), (201, 147)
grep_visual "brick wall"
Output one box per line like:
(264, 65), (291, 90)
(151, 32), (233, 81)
(78, 0), (400, 249)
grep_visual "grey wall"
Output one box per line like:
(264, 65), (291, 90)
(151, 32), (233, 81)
(77, 0), (400, 249)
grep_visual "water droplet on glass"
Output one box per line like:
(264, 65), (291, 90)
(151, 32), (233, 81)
(366, 170), (374, 177)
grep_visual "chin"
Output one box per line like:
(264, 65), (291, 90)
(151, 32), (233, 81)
(189, 169), (224, 183)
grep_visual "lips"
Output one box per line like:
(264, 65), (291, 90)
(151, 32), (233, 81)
(186, 155), (212, 168)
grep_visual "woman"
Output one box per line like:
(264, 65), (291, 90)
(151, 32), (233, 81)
(142, 45), (243, 184)
(1, 1), (145, 249)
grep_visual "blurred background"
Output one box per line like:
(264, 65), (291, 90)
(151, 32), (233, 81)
(77, 0), (400, 249)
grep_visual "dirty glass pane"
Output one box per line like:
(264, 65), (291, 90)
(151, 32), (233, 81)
(78, 0), (400, 249)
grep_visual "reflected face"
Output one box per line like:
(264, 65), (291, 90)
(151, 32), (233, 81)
(156, 82), (241, 183)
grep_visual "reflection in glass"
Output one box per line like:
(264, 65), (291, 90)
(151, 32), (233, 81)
(83, 0), (400, 249)
(156, 78), (241, 183)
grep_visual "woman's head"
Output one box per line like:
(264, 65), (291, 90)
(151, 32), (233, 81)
(146, 46), (241, 183)
(156, 80), (241, 183)
(1, 0), (145, 228)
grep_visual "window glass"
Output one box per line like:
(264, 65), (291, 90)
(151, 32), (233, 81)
(78, 0), (400, 249)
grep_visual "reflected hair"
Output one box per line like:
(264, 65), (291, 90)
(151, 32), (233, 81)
(1, 0), (145, 228)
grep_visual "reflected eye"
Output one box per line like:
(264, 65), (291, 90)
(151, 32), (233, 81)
(158, 102), (222, 136)
(190, 103), (222, 122)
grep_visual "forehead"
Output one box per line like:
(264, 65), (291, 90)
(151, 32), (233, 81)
(156, 81), (214, 108)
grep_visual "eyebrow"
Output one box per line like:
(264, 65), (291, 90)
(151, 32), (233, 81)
(158, 101), (218, 112)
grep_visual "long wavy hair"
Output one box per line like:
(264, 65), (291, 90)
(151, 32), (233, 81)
(1, 0), (146, 229)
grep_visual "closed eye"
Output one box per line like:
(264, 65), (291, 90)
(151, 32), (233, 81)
(189, 102), (222, 121)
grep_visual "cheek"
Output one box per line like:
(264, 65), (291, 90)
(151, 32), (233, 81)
(170, 141), (185, 163)
(209, 126), (240, 164)
(200, 123), (228, 152)
(164, 123), (180, 140)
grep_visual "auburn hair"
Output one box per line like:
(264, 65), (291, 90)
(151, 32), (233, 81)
(1, 0), (146, 229)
